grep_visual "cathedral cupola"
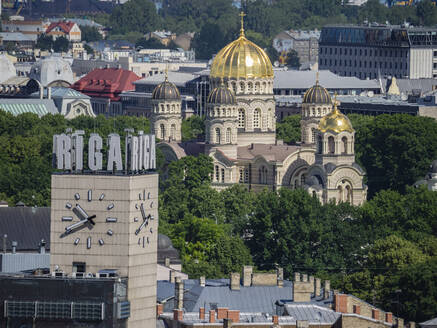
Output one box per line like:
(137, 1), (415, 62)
(150, 72), (182, 142)
(303, 78), (331, 105)
(207, 81), (237, 105)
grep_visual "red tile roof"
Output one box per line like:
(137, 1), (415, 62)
(46, 21), (76, 34)
(72, 68), (140, 101)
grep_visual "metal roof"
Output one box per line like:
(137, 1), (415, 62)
(274, 70), (380, 90)
(0, 99), (58, 116)
(134, 72), (198, 87)
(0, 253), (50, 273)
(421, 317), (437, 327)
(0, 207), (50, 252)
(284, 304), (340, 324)
(0, 32), (37, 42)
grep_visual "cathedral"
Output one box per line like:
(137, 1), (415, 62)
(152, 15), (367, 206)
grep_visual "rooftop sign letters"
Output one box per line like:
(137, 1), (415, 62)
(53, 129), (156, 173)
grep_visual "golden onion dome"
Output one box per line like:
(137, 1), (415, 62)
(210, 12), (273, 80)
(303, 79), (331, 104)
(318, 99), (354, 133)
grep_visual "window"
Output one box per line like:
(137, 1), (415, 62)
(226, 128), (231, 143)
(253, 109), (261, 128)
(73, 262), (86, 273)
(238, 109), (245, 128)
(239, 169), (244, 183)
(215, 165), (219, 182)
(221, 168), (225, 182)
(259, 166), (268, 184)
(170, 124), (176, 140)
(311, 128), (317, 143)
(215, 128), (221, 144)
(342, 136), (348, 154)
(300, 174), (306, 186)
(160, 124), (165, 140)
(328, 136), (335, 154)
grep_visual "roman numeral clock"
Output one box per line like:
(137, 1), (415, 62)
(50, 130), (159, 328)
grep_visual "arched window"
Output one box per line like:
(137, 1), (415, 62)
(294, 179), (299, 189)
(259, 166), (268, 184)
(342, 136), (348, 154)
(300, 174), (306, 186)
(215, 165), (219, 182)
(221, 168), (225, 182)
(238, 109), (245, 128)
(253, 109), (261, 128)
(346, 185), (352, 203)
(240, 82), (245, 93)
(318, 135), (323, 153)
(255, 82), (260, 93)
(215, 128), (221, 144)
(170, 124), (176, 140)
(159, 124), (165, 140)
(248, 82), (253, 93)
(338, 186), (343, 203)
(226, 128), (231, 143)
(232, 82), (237, 93)
(311, 128), (317, 143)
(166, 104), (170, 112)
(328, 136), (335, 154)
(171, 104), (175, 113)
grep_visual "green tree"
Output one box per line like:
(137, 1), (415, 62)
(286, 49), (300, 68)
(276, 115), (300, 143)
(110, 0), (161, 35)
(36, 34), (54, 51)
(353, 114), (437, 196)
(80, 26), (102, 42)
(135, 37), (168, 49)
(181, 116), (205, 141)
(53, 36), (69, 53)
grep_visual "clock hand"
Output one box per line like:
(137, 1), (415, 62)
(135, 214), (151, 235)
(75, 204), (89, 220)
(60, 214), (96, 238)
(140, 203), (146, 220)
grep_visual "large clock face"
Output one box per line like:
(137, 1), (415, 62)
(133, 189), (155, 248)
(59, 189), (117, 249)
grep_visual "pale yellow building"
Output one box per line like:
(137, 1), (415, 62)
(156, 14), (367, 206)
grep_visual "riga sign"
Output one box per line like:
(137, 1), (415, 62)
(53, 129), (156, 172)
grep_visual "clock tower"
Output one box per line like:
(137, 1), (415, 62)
(50, 130), (158, 328)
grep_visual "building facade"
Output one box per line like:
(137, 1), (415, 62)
(319, 25), (437, 80)
(157, 17), (367, 206)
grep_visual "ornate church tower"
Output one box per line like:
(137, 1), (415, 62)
(209, 13), (276, 147)
(205, 81), (238, 158)
(150, 75), (182, 142)
(300, 76), (333, 145)
(305, 96), (367, 206)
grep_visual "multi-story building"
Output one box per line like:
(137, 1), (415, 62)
(319, 24), (437, 80)
(1, 19), (49, 37)
(273, 30), (320, 65)
(46, 21), (81, 42)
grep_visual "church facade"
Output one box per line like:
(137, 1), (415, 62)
(152, 16), (367, 206)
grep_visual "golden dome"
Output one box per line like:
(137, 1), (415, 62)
(318, 99), (354, 133)
(210, 12), (273, 80)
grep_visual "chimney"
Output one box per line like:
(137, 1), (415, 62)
(315, 278), (321, 297)
(217, 308), (228, 320)
(164, 257), (170, 267)
(334, 294), (348, 313)
(385, 312), (392, 323)
(156, 304), (163, 317)
(175, 277), (184, 310)
(2, 234), (6, 253)
(324, 280), (331, 299)
(11, 241), (17, 254)
(47, 86), (52, 100)
(199, 307), (205, 320)
(173, 309), (183, 321)
(209, 310), (215, 323)
(272, 315), (279, 325)
(302, 274), (308, 282)
(169, 269), (176, 283)
(294, 272), (301, 282)
(230, 272), (240, 290)
(39, 239), (46, 254)
(372, 309), (379, 320)
(243, 266), (252, 287)
(199, 276), (206, 287)
(227, 310), (240, 323)
(277, 267), (284, 287)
